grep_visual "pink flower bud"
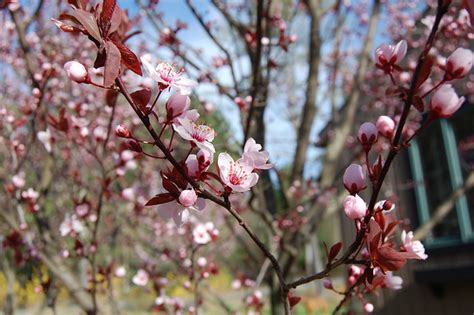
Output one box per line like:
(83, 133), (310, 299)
(343, 164), (366, 194)
(323, 278), (333, 289)
(179, 189), (197, 207)
(445, 48), (473, 80)
(127, 140), (142, 152)
(358, 122), (378, 147)
(429, 84), (465, 118)
(166, 93), (190, 120)
(343, 194), (367, 220)
(364, 303), (374, 313)
(115, 125), (131, 138)
(375, 115), (395, 138)
(64, 61), (88, 83)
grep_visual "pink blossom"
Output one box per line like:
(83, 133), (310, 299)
(141, 56), (197, 95)
(429, 84), (465, 118)
(343, 194), (367, 219)
(186, 149), (213, 178)
(174, 118), (216, 153)
(64, 61), (88, 83)
(115, 125), (131, 138)
(401, 230), (428, 260)
(166, 92), (192, 122)
(59, 215), (84, 237)
(178, 189), (198, 207)
(218, 153), (259, 192)
(384, 272), (403, 290)
(22, 188), (39, 201)
(323, 278), (333, 289)
(132, 269), (149, 286)
(37, 129), (52, 152)
(12, 173), (25, 188)
(445, 47), (473, 79)
(358, 122), (378, 147)
(157, 195), (206, 226)
(375, 40), (407, 70)
(364, 303), (374, 313)
(115, 266), (126, 277)
(75, 203), (90, 217)
(197, 257), (207, 267)
(122, 187), (136, 201)
(243, 138), (272, 170)
(93, 126), (107, 141)
(193, 223), (212, 244)
(343, 164), (367, 194)
(376, 115), (395, 138)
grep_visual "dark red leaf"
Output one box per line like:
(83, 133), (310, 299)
(374, 211), (385, 231)
(58, 13), (81, 24)
(370, 232), (382, 255)
(162, 176), (180, 195)
(415, 56), (434, 90)
(413, 96), (425, 113)
(113, 40), (143, 75)
(104, 40), (121, 87)
(375, 245), (407, 272)
(287, 291), (301, 309)
(130, 88), (151, 111)
(384, 221), (401, 238)
(72, 9), (102, 42)
(47, 108), (69, 133)
(100, 0), (116, 36)
(105, 89), (119, 107)
(366, 267), (374, 284)
(94, 49), (107, 69)
(51, 18), (82, 33)
(108, 5), (123, 35)
(145, 193), (175, 206)
(328, 242), (343, 262)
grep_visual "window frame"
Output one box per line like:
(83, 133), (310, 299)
(408, 116), (474, 248)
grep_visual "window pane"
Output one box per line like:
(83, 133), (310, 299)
(418, 122), (460, 238)
(450, 111), (474, 232)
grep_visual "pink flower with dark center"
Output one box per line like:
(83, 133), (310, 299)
(186, 149), (213, 178)
(218, 153), (258, 192)
(444, 47), (473, 80)
(141, 56), (197, 95)
(401, 230), (428, 260)
(375, 40), (407, 72)
(243, 138), (272, 170)
(429, 84), (465, 118)
(174, 118), (216, 153)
